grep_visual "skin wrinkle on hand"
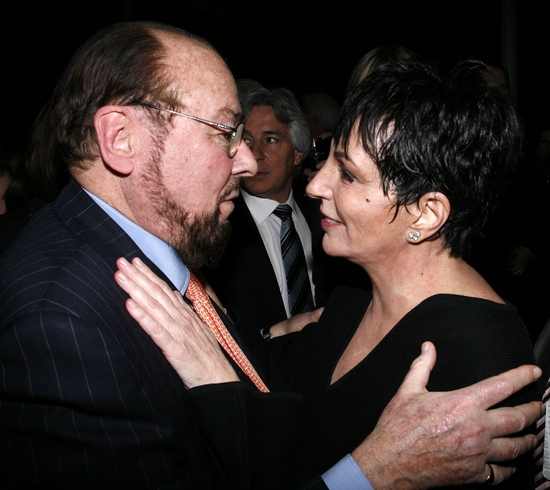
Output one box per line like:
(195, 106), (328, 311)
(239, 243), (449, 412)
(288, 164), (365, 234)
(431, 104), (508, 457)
(350, 343), (541, 489)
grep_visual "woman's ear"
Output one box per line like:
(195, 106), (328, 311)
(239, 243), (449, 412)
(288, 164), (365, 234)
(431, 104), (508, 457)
(406, 192), (451, 243)
(94, 106), (139, 175)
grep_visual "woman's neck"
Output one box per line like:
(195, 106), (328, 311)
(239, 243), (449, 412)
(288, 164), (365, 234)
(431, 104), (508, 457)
(366, 244), (502, 320)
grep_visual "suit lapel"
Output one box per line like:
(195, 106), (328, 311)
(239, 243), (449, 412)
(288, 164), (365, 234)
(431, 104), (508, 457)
(231, 196), (287, 318)
(57, 179), (176, 290)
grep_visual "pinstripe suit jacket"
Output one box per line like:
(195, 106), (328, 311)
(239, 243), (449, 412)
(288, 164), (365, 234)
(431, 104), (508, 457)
(0, 179), (326, 490)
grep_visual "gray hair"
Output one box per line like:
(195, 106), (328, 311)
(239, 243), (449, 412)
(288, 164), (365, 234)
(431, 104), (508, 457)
(238, 82), (311, 157)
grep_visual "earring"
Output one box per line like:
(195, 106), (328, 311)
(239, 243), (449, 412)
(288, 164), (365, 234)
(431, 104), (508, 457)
(408, 231), (421, 242)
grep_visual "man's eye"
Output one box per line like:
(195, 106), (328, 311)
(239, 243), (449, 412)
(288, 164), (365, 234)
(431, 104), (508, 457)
(266, 137), (278, 144)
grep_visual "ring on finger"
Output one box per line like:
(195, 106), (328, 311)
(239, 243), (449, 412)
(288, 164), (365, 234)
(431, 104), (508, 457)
(484, 464), (495, 485)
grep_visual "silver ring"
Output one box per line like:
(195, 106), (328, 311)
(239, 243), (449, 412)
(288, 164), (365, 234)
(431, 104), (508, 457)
(484, 464), (495, 485)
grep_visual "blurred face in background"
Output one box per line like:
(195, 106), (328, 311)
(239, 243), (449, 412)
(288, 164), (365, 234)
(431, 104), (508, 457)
(241, 105), (303, 203)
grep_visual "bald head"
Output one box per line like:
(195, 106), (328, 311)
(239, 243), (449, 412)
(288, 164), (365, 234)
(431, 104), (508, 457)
(155, 30), (239, 122)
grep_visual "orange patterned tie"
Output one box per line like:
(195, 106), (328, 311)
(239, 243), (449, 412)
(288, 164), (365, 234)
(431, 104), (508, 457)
(186, 273), (269, 393)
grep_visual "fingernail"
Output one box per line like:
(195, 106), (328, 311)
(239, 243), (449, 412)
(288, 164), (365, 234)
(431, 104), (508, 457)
(133, 257), (144, 267)
(119, 257), (129, 267)
(534, 367), (542, 379)
(117, 271), (127, 282)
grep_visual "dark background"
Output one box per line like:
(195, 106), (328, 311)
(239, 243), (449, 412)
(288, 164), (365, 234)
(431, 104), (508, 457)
(2, 0), (549, 153)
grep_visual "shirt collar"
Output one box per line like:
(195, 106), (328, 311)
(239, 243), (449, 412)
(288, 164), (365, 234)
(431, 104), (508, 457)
(84, 189), (190, 294)
(241, 188), (301, 224)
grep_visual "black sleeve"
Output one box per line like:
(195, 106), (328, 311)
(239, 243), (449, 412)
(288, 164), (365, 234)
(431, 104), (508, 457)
(189, 382), (325, 490)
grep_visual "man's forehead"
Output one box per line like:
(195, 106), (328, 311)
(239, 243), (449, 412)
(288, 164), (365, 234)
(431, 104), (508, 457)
(246, 105), (289, 132)
(244, 127), (285, 136)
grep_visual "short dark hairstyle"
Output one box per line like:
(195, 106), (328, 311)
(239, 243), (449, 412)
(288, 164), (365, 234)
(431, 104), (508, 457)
(334, 58), (523, 258)
(27, 21), (212, 183)
(239, 84), (311, 157)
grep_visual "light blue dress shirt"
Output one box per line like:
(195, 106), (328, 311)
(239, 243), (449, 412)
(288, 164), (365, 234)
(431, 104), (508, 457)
(322, 454), (373, 489)
(85, 190), (189, 294)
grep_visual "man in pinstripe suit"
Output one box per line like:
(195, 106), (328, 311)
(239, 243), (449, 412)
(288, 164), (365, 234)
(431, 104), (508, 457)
(0, 21), (543, 490)
(0, 21), (307, 490)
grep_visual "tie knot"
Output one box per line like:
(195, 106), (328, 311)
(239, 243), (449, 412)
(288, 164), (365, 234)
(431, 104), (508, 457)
(273, 204), (293, 222)
(186, 273), (205, 303)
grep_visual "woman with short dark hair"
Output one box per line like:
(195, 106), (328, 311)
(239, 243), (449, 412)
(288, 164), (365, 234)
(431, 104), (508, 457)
(267, 58), (534, 488)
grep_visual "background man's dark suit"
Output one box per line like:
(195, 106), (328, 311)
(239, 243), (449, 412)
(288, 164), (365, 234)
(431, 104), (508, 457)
(203, 193), (324, 355)
(0, 180), (327, 490)
(205, 194), (297, 329)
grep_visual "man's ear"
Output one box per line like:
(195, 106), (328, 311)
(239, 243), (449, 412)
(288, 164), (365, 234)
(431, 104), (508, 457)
(94, 106), (139, 175)
(294, 150), (304, 167)
(407, 192), (451, 243)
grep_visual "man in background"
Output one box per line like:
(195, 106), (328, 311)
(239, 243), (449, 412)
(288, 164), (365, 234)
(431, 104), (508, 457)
(204, 84), (318, 346)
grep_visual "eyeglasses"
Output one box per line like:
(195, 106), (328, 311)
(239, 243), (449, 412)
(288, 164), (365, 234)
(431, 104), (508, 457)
(133, 102), (244, 157)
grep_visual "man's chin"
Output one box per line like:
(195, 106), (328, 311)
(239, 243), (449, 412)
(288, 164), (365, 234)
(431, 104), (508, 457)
(174, 218), (232, 269)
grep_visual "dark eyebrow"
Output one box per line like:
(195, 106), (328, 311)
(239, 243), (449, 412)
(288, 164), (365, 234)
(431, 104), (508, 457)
(243, 129), (284, 137)
(334, 150), (360, 169)
(334, 150), (351, 161)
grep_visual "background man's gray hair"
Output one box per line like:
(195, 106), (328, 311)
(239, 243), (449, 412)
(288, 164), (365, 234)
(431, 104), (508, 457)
(237, 81), (311, 158)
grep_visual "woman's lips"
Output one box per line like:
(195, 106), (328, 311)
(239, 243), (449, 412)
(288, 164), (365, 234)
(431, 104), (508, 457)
(320, 214), (342, 228)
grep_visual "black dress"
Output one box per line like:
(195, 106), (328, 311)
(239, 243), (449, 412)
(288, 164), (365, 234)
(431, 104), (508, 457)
(269, 287), (536, 489)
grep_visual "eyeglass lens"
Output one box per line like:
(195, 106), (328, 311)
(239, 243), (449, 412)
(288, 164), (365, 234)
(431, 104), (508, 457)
(229, 123), (245, 157)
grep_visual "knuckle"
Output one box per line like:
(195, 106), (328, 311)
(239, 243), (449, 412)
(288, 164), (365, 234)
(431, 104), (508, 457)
(516, 409), (529, 429)
(146, 296), (162, 311)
